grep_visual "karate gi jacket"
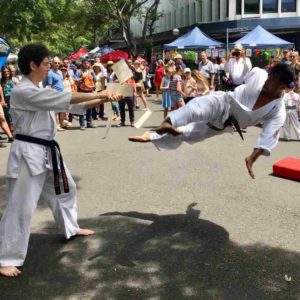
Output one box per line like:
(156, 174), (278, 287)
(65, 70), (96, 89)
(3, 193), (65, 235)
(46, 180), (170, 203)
(7, 77), (85, 178)
(209, 67), (286, 156)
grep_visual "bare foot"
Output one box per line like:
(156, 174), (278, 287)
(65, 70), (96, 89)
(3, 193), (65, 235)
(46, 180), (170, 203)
(76, 228), (95, 236)
(0, 266), (21, 277)
(128, 131), (151, 143)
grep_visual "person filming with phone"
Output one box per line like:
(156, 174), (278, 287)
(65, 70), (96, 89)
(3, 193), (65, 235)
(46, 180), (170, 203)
(224, 44), (252, 91)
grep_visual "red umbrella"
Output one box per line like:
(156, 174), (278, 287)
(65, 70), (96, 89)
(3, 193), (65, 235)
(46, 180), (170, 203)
(100, 50), (129, 63)
(69, 47), (89, 61)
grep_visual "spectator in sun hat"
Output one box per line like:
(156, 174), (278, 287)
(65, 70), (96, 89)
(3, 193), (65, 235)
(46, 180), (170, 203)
(224, 44), (252, 90)
(174, 53), (186, 70)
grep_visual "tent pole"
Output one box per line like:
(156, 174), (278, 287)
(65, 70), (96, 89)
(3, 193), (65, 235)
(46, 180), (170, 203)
(226, 28), (229, 59)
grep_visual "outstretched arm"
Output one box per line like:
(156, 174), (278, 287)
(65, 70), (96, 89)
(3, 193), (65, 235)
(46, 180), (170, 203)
(70, 90), (121, 104)
(245, 107), (285, 179)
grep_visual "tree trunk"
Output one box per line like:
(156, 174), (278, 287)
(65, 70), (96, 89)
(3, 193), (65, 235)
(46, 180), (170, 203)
(122, 19), (137, 56)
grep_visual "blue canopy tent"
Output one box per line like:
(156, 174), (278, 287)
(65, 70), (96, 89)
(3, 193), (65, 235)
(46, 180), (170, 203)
(232, 25), (293, 48)
(0, 37), (11, 69)
(164, 27), (223, 49)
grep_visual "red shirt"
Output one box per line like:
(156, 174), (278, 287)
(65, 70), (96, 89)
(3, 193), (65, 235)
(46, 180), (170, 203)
(154, 65), (165, 86)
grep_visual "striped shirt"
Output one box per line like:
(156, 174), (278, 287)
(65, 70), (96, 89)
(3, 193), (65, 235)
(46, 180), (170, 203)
(169, 74), (182, 92)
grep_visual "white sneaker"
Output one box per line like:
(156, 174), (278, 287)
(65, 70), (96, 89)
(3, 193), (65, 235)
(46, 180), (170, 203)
(57, 126), (65, 132)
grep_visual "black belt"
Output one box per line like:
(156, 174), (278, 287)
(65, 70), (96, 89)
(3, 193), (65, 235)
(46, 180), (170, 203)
(285, 105), (297, 110)
(207, 115), (244, 141)
(15, 134), (69, 195)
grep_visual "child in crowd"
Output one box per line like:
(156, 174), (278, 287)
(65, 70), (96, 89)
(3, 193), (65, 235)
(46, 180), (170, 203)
(191, 70), (210, 97)
(161, 67), (172, 118)
(169, 66), (185, 110)
(281, 89), (300, 141)
(183, 67), (197, 104)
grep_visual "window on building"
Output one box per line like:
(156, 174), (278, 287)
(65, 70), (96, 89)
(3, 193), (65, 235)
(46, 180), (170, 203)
(281, 0), (296, 12)
(181, 6), (185, 26)
(198, 1), (203, 22)
(185, 4), (190, 26)
(191, 2), (196, 23)
(168, 12), (172, 29)
(164, 14), (168, 31)
(263, 0), (278, 12)
(244, 0), (260, 13)
(173, 10), (177, 28)
(226, 0), (229, 17)
(209, 0), (213, 21)
(216, 0), (220, 20)
(236, 0), (242, 14)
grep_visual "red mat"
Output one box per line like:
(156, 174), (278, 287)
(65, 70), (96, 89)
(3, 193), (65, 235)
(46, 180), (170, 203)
(273, 157), (300, 181)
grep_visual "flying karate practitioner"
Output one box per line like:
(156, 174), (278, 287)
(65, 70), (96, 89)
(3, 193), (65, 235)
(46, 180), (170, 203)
(129, 64), (294, 179)
(0, 44), (122, 277)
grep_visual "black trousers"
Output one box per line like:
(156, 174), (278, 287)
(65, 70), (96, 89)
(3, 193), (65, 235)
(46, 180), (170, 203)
(119, 97), (134, 123)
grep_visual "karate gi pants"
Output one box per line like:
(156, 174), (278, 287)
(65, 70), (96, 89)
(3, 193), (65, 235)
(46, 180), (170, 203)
(150, 95), (228, 150)
(0, 159), (79, 267)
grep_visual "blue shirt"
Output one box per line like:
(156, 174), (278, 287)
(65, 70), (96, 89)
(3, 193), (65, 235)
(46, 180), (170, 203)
(43, 69), (64, 92)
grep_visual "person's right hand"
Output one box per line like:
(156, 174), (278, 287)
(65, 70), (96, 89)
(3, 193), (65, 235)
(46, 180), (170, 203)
(0, 102), (7, 108)
(108, 92), (123, 102)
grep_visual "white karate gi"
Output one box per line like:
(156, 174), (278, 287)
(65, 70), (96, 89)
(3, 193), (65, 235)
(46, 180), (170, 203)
(150, 68), (286, 156)
(280, 91), (300, 140)
(0, 77), (85, 267)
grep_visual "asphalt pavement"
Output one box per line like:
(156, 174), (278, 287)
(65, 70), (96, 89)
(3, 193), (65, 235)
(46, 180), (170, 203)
(0, 96), (299, 299)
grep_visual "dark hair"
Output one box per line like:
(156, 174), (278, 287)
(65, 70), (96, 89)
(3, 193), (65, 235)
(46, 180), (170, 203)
(269, 63), (295, 88)
(18, 44), (49, 75)
(1, 66), (12, 86)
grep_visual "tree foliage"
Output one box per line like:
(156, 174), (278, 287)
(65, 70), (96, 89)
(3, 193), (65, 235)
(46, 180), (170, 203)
(102, 0), (162, 55)
(0, 0), (161, 56)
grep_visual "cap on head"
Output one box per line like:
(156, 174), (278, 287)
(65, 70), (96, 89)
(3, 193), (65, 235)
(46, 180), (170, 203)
(107, 61), (114, 65)
(184, 67), (191, 73)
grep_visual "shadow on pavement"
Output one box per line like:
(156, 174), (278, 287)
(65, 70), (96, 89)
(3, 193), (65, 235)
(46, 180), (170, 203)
(0, 206), (299, 299)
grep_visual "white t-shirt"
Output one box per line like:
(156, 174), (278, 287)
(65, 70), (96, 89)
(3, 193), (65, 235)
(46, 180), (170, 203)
(198, 60), (215, 79)
(225, 57), (252, 85)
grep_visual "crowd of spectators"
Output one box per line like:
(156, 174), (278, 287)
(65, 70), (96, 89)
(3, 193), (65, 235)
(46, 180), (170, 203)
(1, 46), (300, 147)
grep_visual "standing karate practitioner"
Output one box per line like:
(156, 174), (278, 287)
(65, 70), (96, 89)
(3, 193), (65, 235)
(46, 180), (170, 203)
(0, 44), (122, 277)
(129, 64), (294, 179)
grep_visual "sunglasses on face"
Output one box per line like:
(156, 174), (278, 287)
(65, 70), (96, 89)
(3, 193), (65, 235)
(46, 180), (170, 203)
(233, 52), (241, 56)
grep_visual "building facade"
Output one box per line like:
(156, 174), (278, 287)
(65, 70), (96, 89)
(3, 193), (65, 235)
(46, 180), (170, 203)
(131, 0), (300, 48)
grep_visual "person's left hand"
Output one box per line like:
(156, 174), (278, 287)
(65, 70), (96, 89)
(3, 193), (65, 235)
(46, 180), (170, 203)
(245, 156), (255, 179)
